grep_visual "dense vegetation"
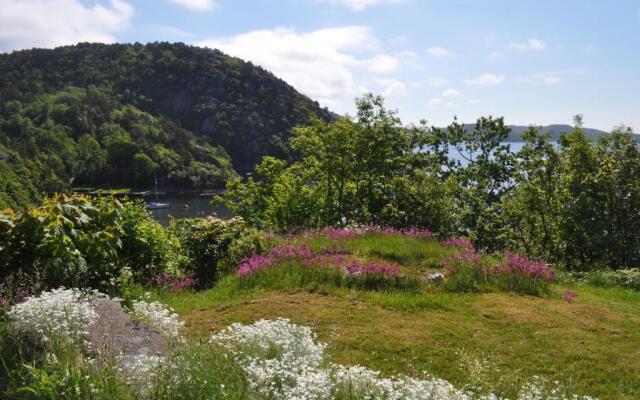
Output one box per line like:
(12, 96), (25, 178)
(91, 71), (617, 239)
(218, 94), (640, 272)
(0, 195), (264, 301)
(2, 221), (639, 399)
(0, 42), (334, 208)
(1, 45), (639, 398)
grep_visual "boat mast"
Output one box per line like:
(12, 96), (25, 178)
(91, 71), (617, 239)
(154, 171), (158, 202)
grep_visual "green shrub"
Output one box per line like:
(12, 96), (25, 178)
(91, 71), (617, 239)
(586, 268), (640, 291)
(170, 216), (265, 286)
(0, 195), (179, 297)
(0, 194), (125, 294)
(119, 200), (181, 283)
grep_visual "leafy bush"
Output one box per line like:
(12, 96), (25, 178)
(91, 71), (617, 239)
(0, 195), (125, 294)
(0, 195), (179, 297)
(586, 268), (640, 291)
(170, 216), (265, 286)
(119, 200), (181, 283)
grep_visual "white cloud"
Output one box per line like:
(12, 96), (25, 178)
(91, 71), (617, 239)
(442, 88), (460, 97)
(318, 0), (405, 11)
(0, 0), (134, 52)
(427, 97), (443, 109)
(427, 46), (451, 58)
(387, 36), (407, 45)
(198, 26), (404, 106)
(375, 79), (407, 97)
(516, 69), (588, 85)
(488, 51), (503, 61)
(367, 54), (400, 74)
(468, 99), (481, 104)
(427, 97), (458, 109)
(507, 38), (546, 51)
(465, 73), (504, 86)
(426, 77), (448, 87)
(168, 0), (217, 11)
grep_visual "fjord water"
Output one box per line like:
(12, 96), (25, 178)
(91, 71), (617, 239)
(144, 193), (232, 225)
(145, 142), (530, 224)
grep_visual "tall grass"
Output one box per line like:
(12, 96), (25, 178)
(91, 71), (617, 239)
(236, 260), (420, 292)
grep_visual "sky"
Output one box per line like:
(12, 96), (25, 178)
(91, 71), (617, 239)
(0, 0), (639, 131)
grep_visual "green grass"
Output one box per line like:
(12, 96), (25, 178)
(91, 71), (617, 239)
(153, 233), (640, 399)
(4, 233), (639, 399)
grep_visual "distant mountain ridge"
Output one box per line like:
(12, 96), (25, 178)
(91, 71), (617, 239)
(461, 124), (638, 142)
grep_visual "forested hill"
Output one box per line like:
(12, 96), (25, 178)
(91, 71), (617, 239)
(461, 124), (637, 142)
(0, 42), (334, 209)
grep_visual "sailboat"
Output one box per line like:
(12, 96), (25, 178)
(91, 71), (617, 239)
(146, 172), (169, 210)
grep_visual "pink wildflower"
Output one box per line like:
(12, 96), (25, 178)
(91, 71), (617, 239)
(564, 290), (577, 304)
(441, 237), (476, 252)
(237, 254), (277, 277)
(493, 253), (555, 281)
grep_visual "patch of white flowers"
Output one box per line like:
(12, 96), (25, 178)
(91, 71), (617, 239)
(210, 318), (595, 400)
(211, 318), (330, 399)
(8, 288), (106, 345)
(131, 297), (184, 337)
(118, 353), (165, 387)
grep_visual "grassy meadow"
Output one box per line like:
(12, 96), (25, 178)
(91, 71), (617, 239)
(146, 232), (640, 400)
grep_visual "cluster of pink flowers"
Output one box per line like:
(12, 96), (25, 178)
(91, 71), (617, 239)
(237, 254), (278, 277)
(152, 273), (198, 291)
(270, 244), (314, 259)
(439, 237), (482, 272)
(237, 243), (399, 279)
(492, 253), (555, 281)
(344, 260), (399, 277)
(440, 248), (482, 270)
(301, 224), (432, 240)
(441, 237), (476, 252)
(564, 290), (577, 303)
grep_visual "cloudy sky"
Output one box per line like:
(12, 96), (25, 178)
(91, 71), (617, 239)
(1, 0), (639, 130)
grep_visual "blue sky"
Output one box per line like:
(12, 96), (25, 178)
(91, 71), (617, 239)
(1, 0), (639, 130)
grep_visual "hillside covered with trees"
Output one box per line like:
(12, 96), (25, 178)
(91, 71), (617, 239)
(0, 42), (334, 209)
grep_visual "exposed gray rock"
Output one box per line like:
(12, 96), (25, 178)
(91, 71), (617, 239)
(87, 299), (166, 361)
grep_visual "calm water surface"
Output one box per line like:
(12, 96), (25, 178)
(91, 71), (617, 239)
(142, 193), (232, 225)
(143, 142), (538, 224)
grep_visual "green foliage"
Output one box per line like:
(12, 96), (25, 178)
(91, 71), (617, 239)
(0, 85), (237, 204)
(501, 123), (640, 271)
(119, 201), (181, 283)
(0, 144), (40, 210)
(585, 268), (640, 291)
(0, 42), (334, 197)
(0, 195), (179, 296)
(428, 116), (515, 251)
(501, 128), (562, 262)
(219, 94), (455, 234)
(169, 216), (265, 286)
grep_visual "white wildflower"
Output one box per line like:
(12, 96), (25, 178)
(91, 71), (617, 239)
(8, 288), (105, 345)
(211, 318), (328, 399)
(130, 299), (184, 337)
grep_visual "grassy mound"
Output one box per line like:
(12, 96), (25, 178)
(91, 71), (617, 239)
(151, 232), (640, 399)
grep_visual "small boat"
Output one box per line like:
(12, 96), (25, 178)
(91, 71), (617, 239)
(146, 172), (169, 210)
(146, 202), (169, 210)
